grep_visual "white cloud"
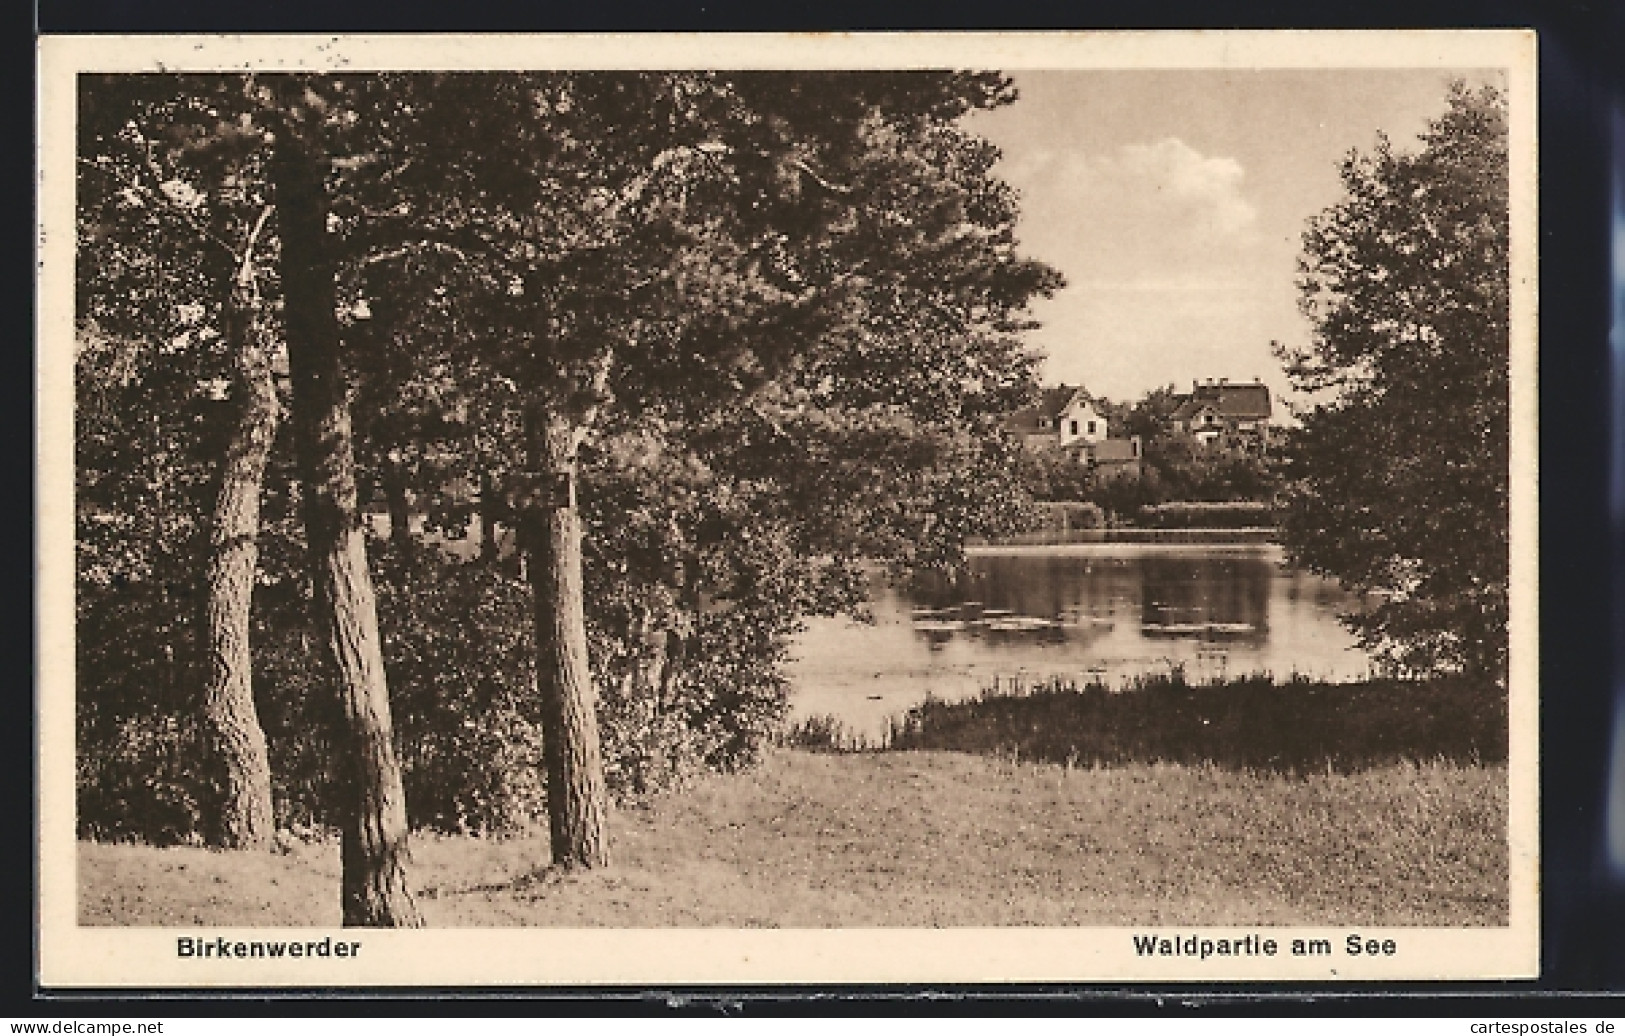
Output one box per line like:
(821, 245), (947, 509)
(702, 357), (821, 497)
(1000, 137), (1257, 244)
(992, 136), (1276, 399)
(1074, 138), (1256, 238)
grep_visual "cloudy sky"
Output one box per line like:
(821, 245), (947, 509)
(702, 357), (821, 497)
(967, 68), (1500, 409)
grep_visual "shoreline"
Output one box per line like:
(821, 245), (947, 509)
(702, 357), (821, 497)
(969, 526), (1279, 549)
(966, 540), (1284, 556)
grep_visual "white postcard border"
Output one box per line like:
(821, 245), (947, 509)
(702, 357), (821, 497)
(37, 29), (1540, 988)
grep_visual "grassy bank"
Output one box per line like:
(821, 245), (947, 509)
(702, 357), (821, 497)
(876, 673), (1506, 774)
(81, 747), (1506, 928)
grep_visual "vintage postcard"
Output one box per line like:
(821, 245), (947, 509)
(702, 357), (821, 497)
(37, 30), (1538, 987)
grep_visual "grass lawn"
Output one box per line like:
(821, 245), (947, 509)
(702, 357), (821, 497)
(80, 748), (1506, 928)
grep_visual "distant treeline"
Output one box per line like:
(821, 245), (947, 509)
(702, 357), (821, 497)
(977, 499), (1276, 545)
(1025, 500), (1278, 532)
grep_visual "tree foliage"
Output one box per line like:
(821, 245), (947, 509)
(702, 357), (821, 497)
(1275, 81), (1509, 679)
(365, 73), (1060, 862)
(75, 76), (288, 846)
(73, 71), (1060, 850)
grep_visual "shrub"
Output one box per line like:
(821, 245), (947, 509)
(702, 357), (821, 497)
(77, 510), (821, 842)
(779, 713), (871, 753)
(888, 672), (1506, 774)
(368, 545), (548, 834)
(76, 711), (210, 846)
(75, 572), (214, 845)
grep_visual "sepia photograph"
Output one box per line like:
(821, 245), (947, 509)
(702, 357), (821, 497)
(36, 31), (1538, 985)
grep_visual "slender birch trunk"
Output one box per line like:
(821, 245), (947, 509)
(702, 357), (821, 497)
(201, 232), (278, 849)
(271, 112), (422, 926)
(522, 406), (610, 868)
(478, 467), (499, 564)
(382, 464), (412, 551)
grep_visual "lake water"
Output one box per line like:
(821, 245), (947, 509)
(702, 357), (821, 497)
(787, 543), (1375, 737)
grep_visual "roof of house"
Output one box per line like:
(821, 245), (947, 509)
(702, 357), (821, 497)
(1004, 385), (1090, 434)
(1091, 439), (1140, 463)
(1172, 381), (1272, 422)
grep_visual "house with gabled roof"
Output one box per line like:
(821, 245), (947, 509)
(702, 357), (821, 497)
(1171, 378), (1273, 450)
(1005, 384), (1143, 477)
(1005, 385), (1109, 451)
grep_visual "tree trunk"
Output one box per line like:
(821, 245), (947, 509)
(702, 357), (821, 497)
(200, 276), (278, 850)
(271, 117), (423, 927)
(478, 468), (499, 564)
(382, 464), (412, 550)
(522, 408), (610, 869)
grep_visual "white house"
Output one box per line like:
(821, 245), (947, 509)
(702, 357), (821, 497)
(1006, 385), (1109, 450)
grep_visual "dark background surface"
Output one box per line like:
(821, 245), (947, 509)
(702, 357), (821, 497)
(18, 0), (1625, 1013)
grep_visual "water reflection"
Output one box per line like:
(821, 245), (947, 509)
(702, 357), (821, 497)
(909, 549), (1277, 642)
(788, 544), (1373, 736)
(1139, 554), (1271, 639)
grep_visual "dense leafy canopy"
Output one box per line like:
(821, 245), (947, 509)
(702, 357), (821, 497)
(74, 71), (1061, 841)
(1275, 82), (1509, 679)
